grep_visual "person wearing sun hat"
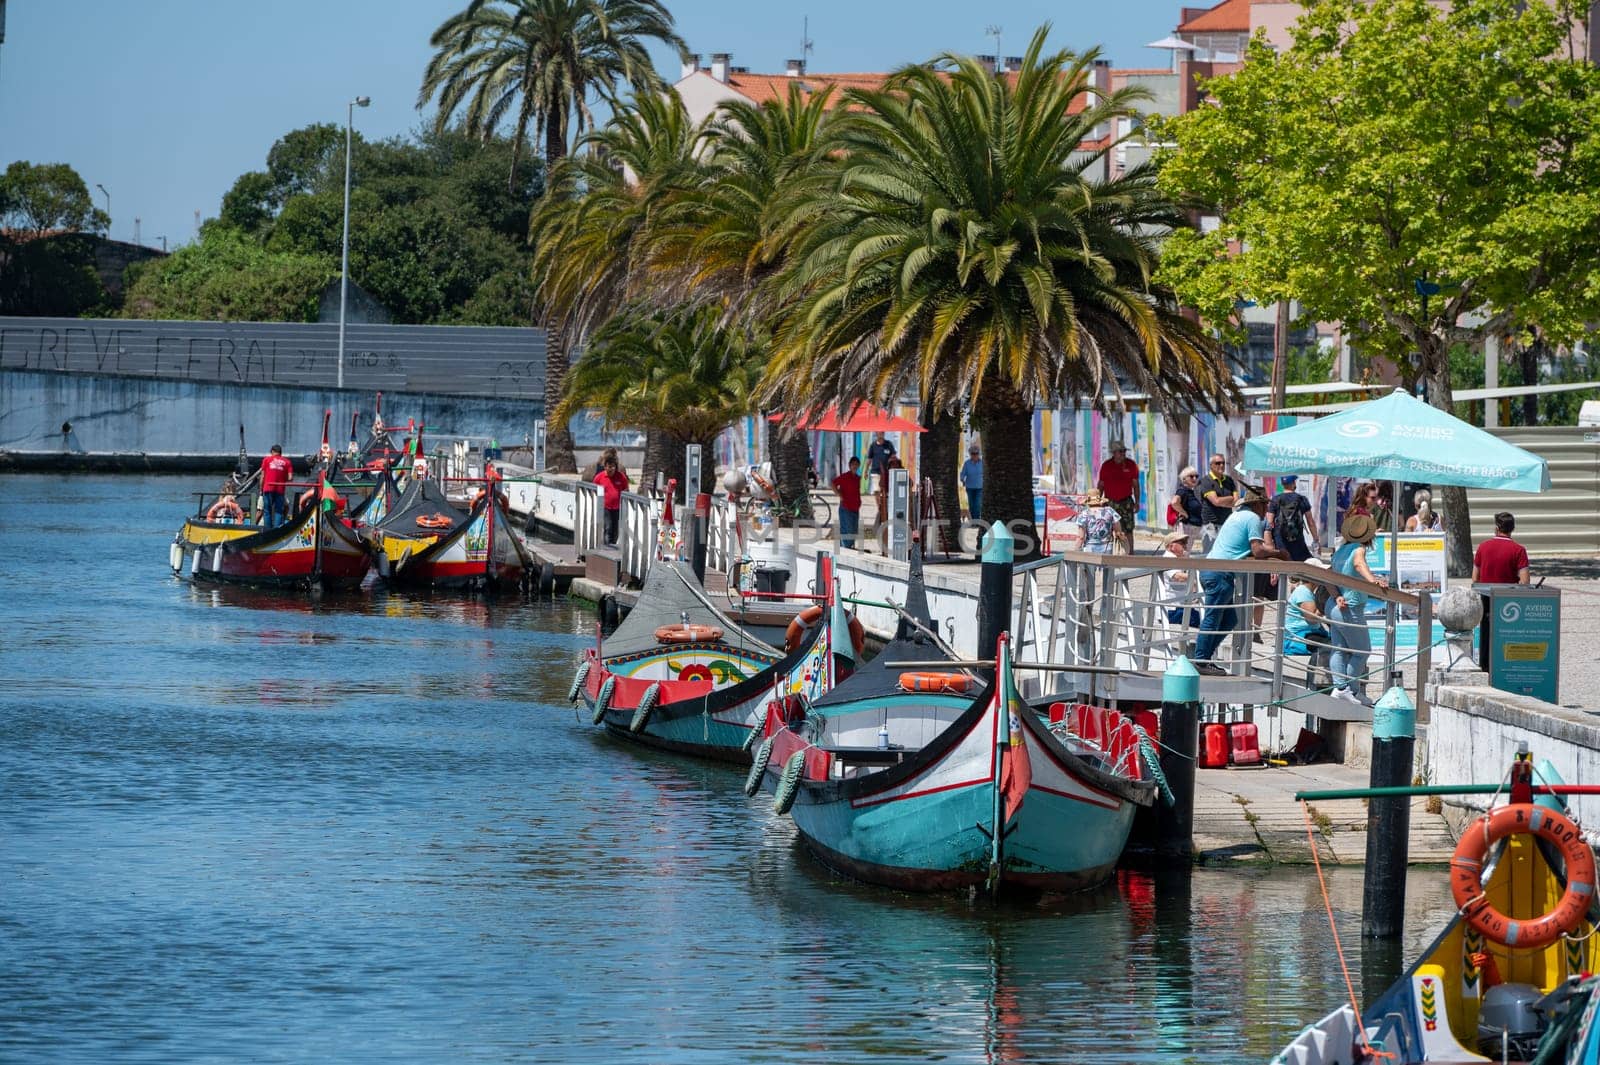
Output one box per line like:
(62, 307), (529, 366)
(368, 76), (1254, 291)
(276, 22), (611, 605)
(1326, 513), (1387, 705)
(1073, 487), (1126, 554)
(1192, 484), (1287, 675)
(1156, 528), (1201, 628)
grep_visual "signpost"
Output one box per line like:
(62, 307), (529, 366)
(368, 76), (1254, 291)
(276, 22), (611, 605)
(1483, 586), (1561, 703)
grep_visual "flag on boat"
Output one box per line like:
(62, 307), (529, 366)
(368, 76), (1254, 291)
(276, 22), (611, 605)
(1000, 706), (1032, 823)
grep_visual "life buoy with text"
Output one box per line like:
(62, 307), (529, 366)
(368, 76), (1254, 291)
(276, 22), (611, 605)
(1450, 803), (1596, 950)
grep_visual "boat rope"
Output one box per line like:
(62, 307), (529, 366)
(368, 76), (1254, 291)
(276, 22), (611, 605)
(1301, 798), (1398, 1061)
(1133, 727), (1175, 806)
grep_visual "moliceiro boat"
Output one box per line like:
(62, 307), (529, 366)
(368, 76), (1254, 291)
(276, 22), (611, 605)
(751, 630), (1158, 895)
(372, 474), (531, 591)
(573, 557), (852, 762)
(178, 490), (371, 591)
(1274, 752), (1600, 1064)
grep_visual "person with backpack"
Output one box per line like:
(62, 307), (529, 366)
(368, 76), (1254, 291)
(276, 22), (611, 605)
(1267, 474), (1319, 562)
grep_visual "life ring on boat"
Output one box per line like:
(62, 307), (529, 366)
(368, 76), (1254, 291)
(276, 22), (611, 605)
(1450, 803), (1597, 950)
(772, 750), (807, 815)
(744, 736), (775, 797)
(206, 498), (245, 523)
(784, 605), (867, 655)
(654, 624), (722, 644)
(471, 487), (510, 510)
(898, 672), (976, 695)
(416, 513), (453, 531)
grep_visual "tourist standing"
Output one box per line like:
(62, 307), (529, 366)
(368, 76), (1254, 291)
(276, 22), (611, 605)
(959, 444), (984, 521)
(832, 457), (863, 550)
(1193, 486), (1287, 676)
(1405, 490), (1443, 532)
(1198, 454), (1237, 552)
(1328, 514), (1385, 705)
(1267, 474), (1319, 562)
(865, 432), (897, 493)
(1097, 442), (1141, 541)
(1156, 530), (1201, 628)
(594, 449), (629, 547)
(1074, 488), (1125, 554)
(260, 444), (293, 527)
(1472, 511), (1530, 585)
(1168, 466), (1203, 542)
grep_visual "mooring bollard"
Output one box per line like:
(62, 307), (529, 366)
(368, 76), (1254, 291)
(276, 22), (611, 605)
(1362, 682), (1416, 939)
(976, 521), (1016, 677)
(1157, 656), (1200, 860)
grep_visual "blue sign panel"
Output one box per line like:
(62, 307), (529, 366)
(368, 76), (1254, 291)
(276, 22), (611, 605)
(1487, 588), (1561, 704)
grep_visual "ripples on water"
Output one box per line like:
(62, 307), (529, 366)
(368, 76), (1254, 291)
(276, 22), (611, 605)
(0, 474), (1459, 1063)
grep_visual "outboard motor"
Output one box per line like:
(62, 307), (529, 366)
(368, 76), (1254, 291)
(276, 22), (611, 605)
(1477, 983), (1546, 1060)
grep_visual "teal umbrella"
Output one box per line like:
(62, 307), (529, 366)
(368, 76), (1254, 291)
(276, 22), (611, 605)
(1243, 389), (1549, 492)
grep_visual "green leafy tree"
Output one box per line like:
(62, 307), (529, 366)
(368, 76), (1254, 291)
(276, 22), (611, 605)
(121, 223), (335, 322)
(1157, 0), (1600, 572)
(765, 29), (1231, 556)
(0, 161), (108, 238)
(419, 0), (688, 473)
(553, 303), (765, 489)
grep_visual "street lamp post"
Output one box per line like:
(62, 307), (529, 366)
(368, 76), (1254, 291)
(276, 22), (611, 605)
(338, 95), (370, 391)
(95, 183), (110, 237)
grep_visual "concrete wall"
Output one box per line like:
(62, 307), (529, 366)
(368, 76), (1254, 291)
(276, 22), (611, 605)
(0, 316), (546, 400)
(0, 367), (560, 461)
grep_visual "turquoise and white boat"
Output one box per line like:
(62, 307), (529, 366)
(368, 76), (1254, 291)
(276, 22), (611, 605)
(750, 624), (1158, 895)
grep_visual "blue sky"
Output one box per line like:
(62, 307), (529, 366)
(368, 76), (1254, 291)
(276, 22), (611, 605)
(0, 0), (1181, 251)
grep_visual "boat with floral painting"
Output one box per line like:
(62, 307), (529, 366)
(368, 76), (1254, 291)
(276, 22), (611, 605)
(371, 464), (531, 592)
(570, 555), (857, 762)
(181, 483), (372, 591)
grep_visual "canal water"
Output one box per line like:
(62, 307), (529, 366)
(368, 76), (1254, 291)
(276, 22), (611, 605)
(1, 474), (1459, 1063)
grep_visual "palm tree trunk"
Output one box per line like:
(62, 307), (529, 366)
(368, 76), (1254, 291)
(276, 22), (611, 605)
(770, 423), (811, 529)
(641, 427), (671, 497)
(975, 380), (1040, 562)
(542, 314), (578, 472)
(917, 408), (961, 555)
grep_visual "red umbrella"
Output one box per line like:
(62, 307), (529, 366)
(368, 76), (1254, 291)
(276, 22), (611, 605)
(766, 404), (925, 433)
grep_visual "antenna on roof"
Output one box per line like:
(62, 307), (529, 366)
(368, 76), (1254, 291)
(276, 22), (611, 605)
(800, 16), (813, 73)
(986, 25), (1003, 72)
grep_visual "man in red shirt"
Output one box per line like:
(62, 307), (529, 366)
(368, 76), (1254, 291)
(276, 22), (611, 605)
(831, 456), (863, 550)
(1473, 511), (1530, 584)
(259, 444), (293, 527)
(1097, 443), (1141, 541)
(593, 449), (629, 546)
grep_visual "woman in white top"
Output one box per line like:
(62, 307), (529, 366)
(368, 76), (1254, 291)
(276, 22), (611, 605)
(1404, 489), (1443, 532)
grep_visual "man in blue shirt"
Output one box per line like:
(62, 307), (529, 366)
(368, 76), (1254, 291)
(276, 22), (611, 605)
(1194, 485), (1288, 675)
(959, 444), (983, 520)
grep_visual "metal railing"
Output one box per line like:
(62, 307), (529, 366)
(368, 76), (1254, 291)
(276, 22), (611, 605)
(574, 482), (600, 556)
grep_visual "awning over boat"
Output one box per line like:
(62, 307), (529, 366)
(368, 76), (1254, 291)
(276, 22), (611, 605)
(601, 561), (779, 661)
(373, 476), (468, 534)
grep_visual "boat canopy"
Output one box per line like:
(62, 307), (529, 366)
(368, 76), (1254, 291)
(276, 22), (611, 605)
(602, 561), (779, 661)
(374, 477), (468, 534)
(814, 545), (958, 708)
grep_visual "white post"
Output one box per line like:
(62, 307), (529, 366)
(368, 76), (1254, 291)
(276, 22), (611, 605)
(338, 95), (370, 391)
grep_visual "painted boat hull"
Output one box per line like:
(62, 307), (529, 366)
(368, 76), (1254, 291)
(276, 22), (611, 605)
(378, 497), (530, 591)
(760, 643), (1154, 894)
(580, 624), (829, 762)
(187, 505), (371, 591)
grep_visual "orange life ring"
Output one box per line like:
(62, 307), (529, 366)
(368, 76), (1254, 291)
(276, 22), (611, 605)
(206, 498), (245, 523)
(1450, 803), (1596, 950)
(655, 624), (723, 644)
(785, 606), (825, 652)
(784, 605), (867, 655)
(416, 514), (453, 530)
(898, 672), (976, 694)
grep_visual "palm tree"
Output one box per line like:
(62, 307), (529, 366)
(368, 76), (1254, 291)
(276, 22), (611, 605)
(553, 303), (767, 491)
(765, 27), (1233, 557)
(650, 84), (840, 513)
(418, 0), (687, 473)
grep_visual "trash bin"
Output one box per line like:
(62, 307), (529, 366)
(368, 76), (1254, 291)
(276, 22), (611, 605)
(1476, 584), (1561, 703)
(753, 564), (790, 596)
